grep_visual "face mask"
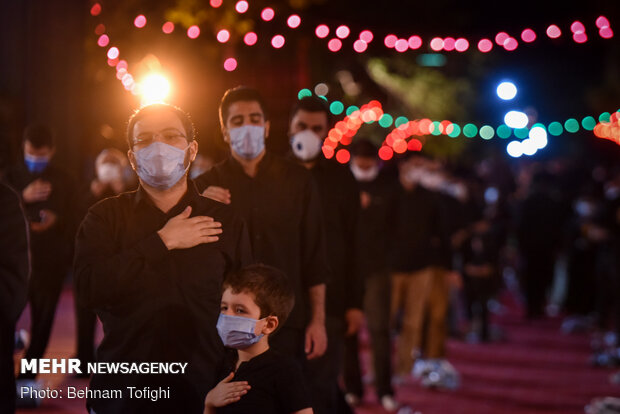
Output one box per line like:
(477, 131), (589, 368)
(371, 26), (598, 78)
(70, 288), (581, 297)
(350, 163), (379, 182)
(97, 163), (122, 183)
(420, 173), (444, 191)
(445, 183), (468, 201)
(133, 141), (190, 190)
(290, 130), (322, 161)
(216, 313), (264, 349)
(25, 154), (50, 174)
(405, 168), (424, 185)
(229, 125), (265, 160)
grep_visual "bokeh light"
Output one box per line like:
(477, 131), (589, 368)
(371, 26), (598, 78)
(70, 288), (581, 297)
(546, 25), (562, 38)
(287, 15), (301, 29)
(395, 39), (408, 52)
(378, 146), (393, 161)
(336, 25), (350, 39)
(395, 116), (409, 128)
(529, 126), (548, 149)
(599, 112), (611, 122)
(463, 124), (478, 138)
(408, 35), (422, 49)
(379, 114), (393, 128)
(408, 139), (423, 151)
(162, 22), (174, 34)
(346, 105), (359, 116)
(223, 58), (238, 72)
(90, 3), (102, 16)
(521, 139), (537, 156)
(600, 27), (614, 39)
(504, 111), (528, 129)
(455, 38), (469, 51)
(330, 101), (344, 115)
(315, 24), (329, 38)
(271, 35), (285, 48)
(336, 149), (350, 164)
(235, 1), (249, 13)
(97, 34), (109, 47)
(107, 47), (119, 59)
(478, 39), (493, 52)
(507, 141), (523, 157)
(328, 38), (342, 52)
(548, 121), (563, 136)
(573, 32), (588, 43)
(430, 37), (444, 51)
(514, 127), (529, 139)
(244, 32), (258, 46)
(443, 37), (455, 51)
(187, 25), (200, 39)
(495, 32), (509, 45)
(570, 21), (585, 33)
(521, 28), (536, 42)
(134, 15), (146, 28)
(497, 81), (517, 100)
(261, 8), (275, 21)
(564, 118), (579, 133)
(217, 29), (230, 43)
(210, 0), (223, 7)
(384, 34), (398, 48)
(353, 40), (368, 53)
(139, 73), (170, 105)
(497, 124), (512, 138)
(360, 30), (374, 43)
(314, 83), (329, 96)
(94, 24), (106, 36)
(503, 37), (518, 51)
(480, 125), (495, 140)
(297, 89), (312, 100)
(596, 16), (610, 28)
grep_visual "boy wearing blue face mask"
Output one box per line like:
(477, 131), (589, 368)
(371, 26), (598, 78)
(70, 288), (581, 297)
(205, 264), (313, 414)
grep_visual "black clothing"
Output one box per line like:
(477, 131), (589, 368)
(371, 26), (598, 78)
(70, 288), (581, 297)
(0, 183), (30, 414)
(308, 158), (361, 318)
(195, 153), (330, 330)
(216, 348), (311, 414)
(390, 185), (445, 273)
(5, 162), (75, 376)
(73, 181), (252, 414)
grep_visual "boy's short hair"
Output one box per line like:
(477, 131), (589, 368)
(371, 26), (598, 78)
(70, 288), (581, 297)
(23, 124), (54, 148)
(223, 264), (294, 330)
(219, 86), (269, 128)
(290, 96), (331, 125)
(126, 103), (195, 148)
(350, 137), (378, 158)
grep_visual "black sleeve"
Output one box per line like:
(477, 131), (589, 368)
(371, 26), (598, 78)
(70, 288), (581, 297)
(234, 216), (254, 270)
(73, 202), (170, 308)
(276, 358), (312, 413)
(0, 183), (30, 324)
(300, 174), (330, 288)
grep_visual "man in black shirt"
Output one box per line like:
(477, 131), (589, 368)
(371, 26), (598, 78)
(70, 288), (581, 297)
(0, 182), (29, 414)
(195, 87), (329, 366)
(4, 125), (75, 382)
(74, 104), (252, 414)
(287, 96), (361, 414)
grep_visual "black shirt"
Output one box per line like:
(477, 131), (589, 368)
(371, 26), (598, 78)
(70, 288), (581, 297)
(73, 181), (252, 414)
(0, 182), (29, 325)
(216, 349), (311, 414)
(390, 185), (446, 272)
(308, 158), (361, 317)
(195, 152), (330, 329)
(5, 162), (75, 266)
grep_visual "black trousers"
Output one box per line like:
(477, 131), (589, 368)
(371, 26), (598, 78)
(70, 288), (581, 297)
(17, 261), (66, 379)
(343, 272), (393, 399)
(1, 321), (17, 414)
(522, 250), (555, 318)
(75, 299), (97, 365)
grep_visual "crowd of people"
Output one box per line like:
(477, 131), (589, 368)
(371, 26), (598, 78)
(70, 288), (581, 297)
(0, 86), (619, 414)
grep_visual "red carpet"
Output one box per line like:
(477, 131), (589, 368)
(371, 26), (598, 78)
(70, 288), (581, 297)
(15, 288), (619, 414)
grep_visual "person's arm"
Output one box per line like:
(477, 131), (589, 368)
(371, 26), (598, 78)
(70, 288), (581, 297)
(300, 175), (330, 359)
(0, 184), (29, 324)
(292, 409), (313, 414)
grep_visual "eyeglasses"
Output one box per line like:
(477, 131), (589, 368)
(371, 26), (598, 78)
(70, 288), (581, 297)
(132, 131), (188, 148)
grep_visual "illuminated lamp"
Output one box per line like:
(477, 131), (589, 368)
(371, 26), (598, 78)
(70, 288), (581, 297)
(187, 26), (200, 39)
(162, 22), (174, 34)
(378, 146), (393, 160)
(330, 101), (344, 115)
(478, 39), (493, 52)
(430, 37), (444, 51)
(408, 35), (422, 49)
(271, 35), (285, 48)
(315, 25), (329, 38)
(521, 28), (536, 42)
(548, 122), (563, 136)
(503, 37), (518, 51)
(97, 34), (109, 47)
(408, 139), (423, 151)
(463, 124), (478, 138)
(595, 16), (610, 28)
(384, 34), (398, 48)
(95, 24), (106, 35)
(107, 47), (119, 59)
(360, 30), (374, 43)
(287, 15), (301, 29)
(395, 39), (408, 52)
(235, 1), (249, 13)
(328, 38), (342, 52)
(353, 40), (367, 53)
(261, 8), (275, 21)
(504, 111), (528, 129)
(336, 25), (350, 39)
(497, 81), (517, 100)
(496, 124), (512, 138)
(495, 32), (509, 45)
(443, 37), (455, 51)
(506, 141), (523, 158)
(573, 32), (588, 43)
(134, 15), (146, 28)
(571, 21), (585, 33)
(297, 89), (312, 100)
(336, 149), (350, 164)
(210, 0), (223, 7)
(447, 123), (461, 138)
(224, 58), (237, 71)
(379, 114), (393, 128)
(90, 3), (102, 16)
(546, 25), (561, 38)
(322, 146), (334, 159)
(455, 38), (469, 51)
(393, 140), (407, 153)
(244, 32), (258, 46)
(217, 29), (230, 43)
(564, 118), (579, 133)
(600, 27), (614, 39)
(479, 125), (495, 140)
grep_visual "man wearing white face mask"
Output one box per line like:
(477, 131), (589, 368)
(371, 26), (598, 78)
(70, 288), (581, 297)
(195, 87), (330, 386)
(287, 96), (362, 414)
(74, 104), (253, 414)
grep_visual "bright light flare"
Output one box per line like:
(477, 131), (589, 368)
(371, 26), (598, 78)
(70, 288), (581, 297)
(504, 110), (528, 128)
(139, 73), (171, 106)
(497, 81), (517, 100)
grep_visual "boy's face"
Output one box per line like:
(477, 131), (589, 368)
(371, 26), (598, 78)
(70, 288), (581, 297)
(220, 287), (278, 336)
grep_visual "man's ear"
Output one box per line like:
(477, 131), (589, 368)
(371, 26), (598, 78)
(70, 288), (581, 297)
(189, 140), (198, 163)
(264, 120), (271, 139)
(221, 126), (230, 144)
(261, 315), (279, 335)
(127, 149), (137, 171)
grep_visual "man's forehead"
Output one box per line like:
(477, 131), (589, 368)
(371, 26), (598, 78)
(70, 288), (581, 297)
(227, 100), (264, 116)
(293, 110), (328, 127)
(134, 110), (185, 133)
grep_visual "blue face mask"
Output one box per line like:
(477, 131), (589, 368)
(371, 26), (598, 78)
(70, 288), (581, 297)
(25, 154), (50, 174)
(229, 125), (265, 160)
(217, 313), (264, 349)
(134, 141), (190, 190)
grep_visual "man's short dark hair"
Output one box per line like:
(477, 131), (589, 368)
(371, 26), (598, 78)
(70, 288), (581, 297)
(350, 138), (378, 158)
(223, 264), (294, 331)
(126, 103), (195, 147)
(290, 96), (331, 126)
(23, 124), (54, 148)
(219, 86), (269, 128)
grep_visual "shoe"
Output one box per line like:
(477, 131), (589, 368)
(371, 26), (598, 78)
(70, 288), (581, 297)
(421, 360), (460, 390)
(411, 359), (431, 379)
(344, 393), (361, 407)
(381, 395), (399, 412)
(14, 329), (29, 352)
(15, 379), (44, 408)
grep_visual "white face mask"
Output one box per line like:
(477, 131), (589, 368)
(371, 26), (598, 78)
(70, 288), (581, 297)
(97, 163), (122, 183)
(419, 172), (444, 191)
(229, 125), (265, 160)
(290, 130), (322, 161)
(404, 167), (425, 185)
(350, 162), (379, 182)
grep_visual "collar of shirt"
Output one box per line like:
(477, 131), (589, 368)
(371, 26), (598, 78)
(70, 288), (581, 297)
(133, 178), (202, 217)
(227, 151), (274, 179)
